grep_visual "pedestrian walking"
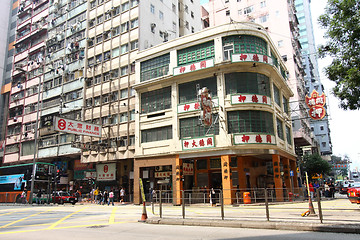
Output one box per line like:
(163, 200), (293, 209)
(21, 190), (27, 204)
(324, 182), (330, 198)
(98, 190), (103, 204)
(309, 182), (314, 199)
(36, 190), (42, 204)
(108, 190), (114, 206)
(120, 188), (125, 204)
(94, 188), (99, 203)
(102, 190), (108, 205)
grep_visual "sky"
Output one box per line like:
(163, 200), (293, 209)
(199, 0), (360, 170)
(310, 0), (360, 171)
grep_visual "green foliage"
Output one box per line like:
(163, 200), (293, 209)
(318, 0), (360, 110)
(302, 154), (332, 177)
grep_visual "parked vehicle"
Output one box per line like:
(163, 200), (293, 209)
(53, 191), (77, 205)
(339, 180), (355, 194)
(347, 182), (360, 204)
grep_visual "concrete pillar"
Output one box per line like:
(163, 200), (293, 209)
(221, 155), (233, 205)
(272, 154), (284, 202)
(282, 158), (291, 198)
(237, 156), (247, 189)
(290, 159), (299, 191)
(175, 155), (182, 205)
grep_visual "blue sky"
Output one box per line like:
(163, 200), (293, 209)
(200, 0), (209, 4)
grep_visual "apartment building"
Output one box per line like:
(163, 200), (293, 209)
(0, 0), (19, 160)
(81, 0), (202, 194)
(2, 0), (202, 196)
(204, 0), (314, 152)
(133, 22), (297, 205)
(295, 0), (332, 157)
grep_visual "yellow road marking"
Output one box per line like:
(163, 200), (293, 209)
(109, 207), (117, 224)
(0, 209), (53, 229)
(47, 206), (89, 230)
(0, 220), (137, 235)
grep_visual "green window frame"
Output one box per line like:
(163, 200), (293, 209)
(222, 35), (268, 55)
(283, 96), (289, 114)
(179, 116), (219, 139)
(271, 51), (278, 68)
(177, 41), (215, 66)
(178, 76), (217, 104)
(286, 125), (292, 145)
(140, 53), (170, 82)
(273, 84), (281, 106)
(141, 86), (171, 114)
(225, 72), (270, 97)
(276, 118), (284, 140)
(280, 66), (288, 80)
(141, 126), (172, 143)
(227, 110), (274, 134)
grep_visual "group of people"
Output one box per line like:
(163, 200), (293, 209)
(92, 188), (125, 205)
(307, 181), (335, 199)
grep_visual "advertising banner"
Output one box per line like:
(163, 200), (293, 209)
(0, 174), (25, 190)
(54, 117), (102, 137)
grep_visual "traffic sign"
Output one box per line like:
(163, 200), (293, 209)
(290, 170), (294, 177)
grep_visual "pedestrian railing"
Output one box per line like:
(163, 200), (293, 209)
(149, 188), (359, 224)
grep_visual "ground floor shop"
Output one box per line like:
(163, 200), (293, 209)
(133, 152), (298, 205)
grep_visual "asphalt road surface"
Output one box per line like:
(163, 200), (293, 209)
(0, 204), (359, 240)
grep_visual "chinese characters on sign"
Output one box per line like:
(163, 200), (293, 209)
(231, 94), (271, 106)
(155, 172), (172, 178)
(183, 163), (194, 175)
(182, 136), (215, 150)
(173, 59), (214, 75)
(231, 53), (274, 65)
(177, 99), (218, 113)
(332, 164), (348, 169)
(233, 134), (276, 145)
(96, 163), (116, 181)
(305, 90), (326, 120)
(54, 117), (102, 137)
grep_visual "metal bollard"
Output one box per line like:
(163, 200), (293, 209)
(264, 188), (270, 221)
(182, 190), (185, 219)
(220, 190), (224, 220)
(316, 189), (323, 223)
(159, 190), (162, 218)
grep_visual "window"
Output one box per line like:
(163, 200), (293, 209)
(121, 22), (129, 33)
(130, 40), (138, 50)
(141, 126), (172, 143)
(130, 110), (135, 121)
(320, 126), (324, 131)
(113, 6), (120, 16)
(184, 5), (188, 13)
(111, 91), (118, 101)
(227, 110), (274, 134)
(222, 35), (268, 59)
(226, 10), (230, 16)
(141, 86), (171, 114)
(121, 44), (129, 54)
(244, 6), (254, 14)
(96, 34), (103, 44)
(105, 12), (112, 21)
(180, 116), (219, 139)
(122, 2), (129, 12)
(286, 126), (292, 145)
(259, 14), (269, 23)
(159, 11), (164, 20)
(120, 112), (128, 122)
(179, 76), (217, 103)
(178, 41), (214, 65)
(150, 4), (155, 14)
(97, 15), (103, 24)
(131, 0), (139, 7)
(120, 89), (128, 99)
(283, 96), (289, 114)
(238, 9), (242, 15)
(21, 141), (35, 156)
(225, 72), (271, 97)
(191, 11), (194, 18)
(120, 66), (128, 76)
(140, 54), (170, 82)
(278, 40), (284, 47)
(276, 118), (284, 140)
(112, 26), (120, 36)
(112, 47), (119, 58)
(273, 84), (281, 106)
(322, 142), (326, 147)
(131, 18), (138, 28)
(260, 1), (266, 8)
(104, 51), (110, 61)
(172, 4), (176, 12)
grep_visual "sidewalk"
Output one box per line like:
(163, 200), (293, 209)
(145, 198), (360, 234)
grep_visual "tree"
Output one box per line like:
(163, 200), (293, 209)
(302, 154), (332, 178)
(318, 0), (360, 110)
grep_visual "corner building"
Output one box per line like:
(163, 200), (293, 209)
(133, 22), (297, 205)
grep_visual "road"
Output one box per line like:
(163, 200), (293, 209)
(0, 203), (359, 240)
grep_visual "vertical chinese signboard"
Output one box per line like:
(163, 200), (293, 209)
(305, 90), (326, 120)
(200, 87), (212, 127)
